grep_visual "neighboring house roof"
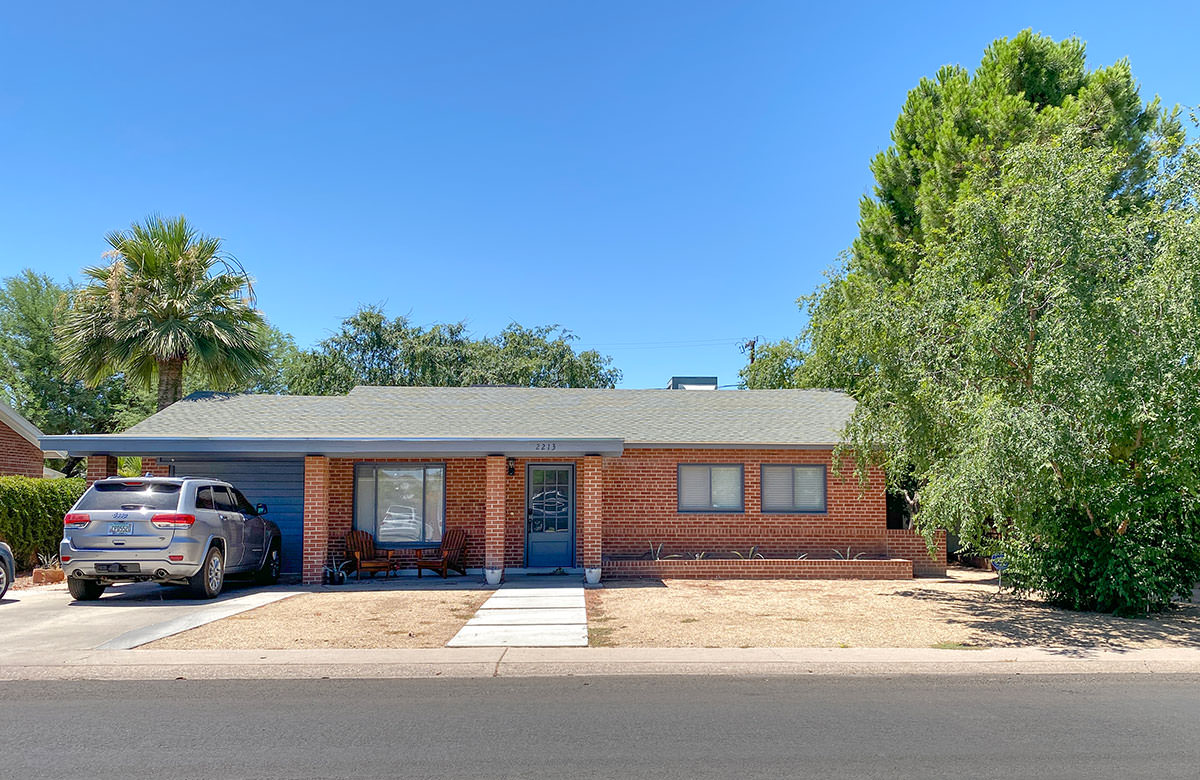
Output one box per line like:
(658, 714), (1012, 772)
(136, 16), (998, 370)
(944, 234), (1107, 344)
(0, 401), (49, 452)
(41, 385), (856, 457)
(42, 466), (66, 479)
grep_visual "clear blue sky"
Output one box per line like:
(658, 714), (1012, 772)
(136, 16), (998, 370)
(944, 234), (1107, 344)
(1, 2), (1196, 388)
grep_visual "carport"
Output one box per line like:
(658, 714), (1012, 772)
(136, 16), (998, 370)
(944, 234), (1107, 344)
(35, 437), (309, 577)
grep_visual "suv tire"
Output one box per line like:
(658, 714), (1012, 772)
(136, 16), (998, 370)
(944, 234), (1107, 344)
(0, 564), (9, 600)
(189, 546), (224, 599)
(67, 577), (106, 601)
(256, 542), (282, 585)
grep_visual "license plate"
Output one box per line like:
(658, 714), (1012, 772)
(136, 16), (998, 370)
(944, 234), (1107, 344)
(108, 522), (133, 535)
(96, 563), (140, 573)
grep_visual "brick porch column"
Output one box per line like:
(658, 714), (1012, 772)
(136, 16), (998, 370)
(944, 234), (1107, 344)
(85, 454), (118, 486)
(302, 455), (330, 585)
(484, 455), (506, 585)
(581, 454), (603, 584)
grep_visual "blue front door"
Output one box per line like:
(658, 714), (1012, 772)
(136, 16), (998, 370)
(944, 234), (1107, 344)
(526, 465), (575, 568)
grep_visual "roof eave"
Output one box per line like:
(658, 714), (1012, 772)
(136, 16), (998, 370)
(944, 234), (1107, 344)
(38, 435), (625, 459)
(1, 403), (52, 452)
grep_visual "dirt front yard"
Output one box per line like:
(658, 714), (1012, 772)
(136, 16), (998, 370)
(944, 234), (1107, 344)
(586, 568), (1200, 649)
(148, 586), (491, 649)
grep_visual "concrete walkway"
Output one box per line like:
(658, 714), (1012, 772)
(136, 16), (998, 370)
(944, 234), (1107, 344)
(447, 578), (587, 647)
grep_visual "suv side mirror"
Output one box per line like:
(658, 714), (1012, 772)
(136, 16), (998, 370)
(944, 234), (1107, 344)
(256, 503), (268, 516)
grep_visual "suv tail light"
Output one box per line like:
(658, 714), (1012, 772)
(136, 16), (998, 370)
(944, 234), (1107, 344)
(151, 513), (196, 529)
(64, 513), (91, 528)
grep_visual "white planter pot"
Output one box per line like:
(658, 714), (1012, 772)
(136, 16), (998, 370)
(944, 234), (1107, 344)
(584, 567), (601, 585)
(484, 568), (503, 586)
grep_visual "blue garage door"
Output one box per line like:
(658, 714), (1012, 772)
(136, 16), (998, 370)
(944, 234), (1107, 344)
(165, 458), (305, 575)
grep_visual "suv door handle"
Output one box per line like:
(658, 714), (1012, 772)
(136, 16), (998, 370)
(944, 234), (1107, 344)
(218, 513), (227, 520)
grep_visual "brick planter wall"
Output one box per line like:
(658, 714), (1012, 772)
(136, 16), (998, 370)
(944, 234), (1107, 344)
(0, 420), (42, 478)
(884, 529), (947, 576)
(603, 557), (914, 580)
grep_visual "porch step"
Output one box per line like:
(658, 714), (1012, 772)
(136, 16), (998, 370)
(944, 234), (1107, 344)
(447, 579), (588, 647)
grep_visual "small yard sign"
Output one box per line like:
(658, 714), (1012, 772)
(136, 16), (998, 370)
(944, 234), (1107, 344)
(991, 553), (1007, 592)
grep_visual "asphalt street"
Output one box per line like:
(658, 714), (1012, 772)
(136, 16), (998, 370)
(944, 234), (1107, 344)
(1, 674), (1197, 779)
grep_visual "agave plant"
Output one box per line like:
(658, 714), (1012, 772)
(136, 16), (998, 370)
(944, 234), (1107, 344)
(831, 547), (868, 560)
(730, 546), (765, 560)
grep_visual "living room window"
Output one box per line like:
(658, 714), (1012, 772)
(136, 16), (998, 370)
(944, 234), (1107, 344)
(677, 464), (744, 512)
(354, 464), (445, 546)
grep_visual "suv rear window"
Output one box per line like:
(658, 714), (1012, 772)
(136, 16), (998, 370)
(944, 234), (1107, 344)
(77, 482), (182, 511)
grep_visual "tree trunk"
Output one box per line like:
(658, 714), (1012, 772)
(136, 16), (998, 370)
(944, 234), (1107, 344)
(156, 357), (186, 411)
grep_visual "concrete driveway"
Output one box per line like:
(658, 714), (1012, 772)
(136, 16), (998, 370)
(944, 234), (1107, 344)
(0, 580), (301, 651)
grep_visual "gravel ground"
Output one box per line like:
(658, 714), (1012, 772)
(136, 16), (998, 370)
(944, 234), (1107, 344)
(148, 587), (492, 649)
(586, 568), (1200, 648)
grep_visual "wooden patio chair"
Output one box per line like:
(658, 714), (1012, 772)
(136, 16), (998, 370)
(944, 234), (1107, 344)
(415, 529), (469, 578)
(344, 530), (400, 580)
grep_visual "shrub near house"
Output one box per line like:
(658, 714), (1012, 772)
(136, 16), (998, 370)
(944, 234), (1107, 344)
(0, 476), (85, 568)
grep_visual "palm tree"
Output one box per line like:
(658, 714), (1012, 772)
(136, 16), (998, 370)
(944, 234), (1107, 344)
(60, 215), (269, 411)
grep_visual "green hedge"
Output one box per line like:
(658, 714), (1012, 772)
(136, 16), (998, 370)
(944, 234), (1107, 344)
(0, 476), (86, 569)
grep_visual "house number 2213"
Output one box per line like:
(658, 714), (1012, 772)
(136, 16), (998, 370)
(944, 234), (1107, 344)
(535, 442), (557, 451)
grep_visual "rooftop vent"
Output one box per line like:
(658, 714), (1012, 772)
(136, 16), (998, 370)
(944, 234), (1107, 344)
(666, 376), (718, 390)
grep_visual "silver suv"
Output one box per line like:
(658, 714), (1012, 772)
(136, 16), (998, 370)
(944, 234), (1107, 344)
(60, 476), (283, 601)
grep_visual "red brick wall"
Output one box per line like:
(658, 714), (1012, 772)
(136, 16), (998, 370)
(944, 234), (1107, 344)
(485, 455), (505, 570)
(604, 558), (914, 580)
(601, 448), (886, 559)
(580, 455), (602, 569)
(140, 457), (171, 477)
(0, 420), (41, 478)
(85, 455), (118, 486)
(301, 455), (330, 584)
(885, 529), (947, 576)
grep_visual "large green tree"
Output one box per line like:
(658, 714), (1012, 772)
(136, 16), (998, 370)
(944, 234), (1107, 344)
(747, 32), (1196, 614)
(842, 133), (1199, 615)
(59, 215), (270, 410)
(286, 305), (620, 394)
(0, 270), (145, 433)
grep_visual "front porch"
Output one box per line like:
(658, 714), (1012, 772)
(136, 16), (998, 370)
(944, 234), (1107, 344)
(302, 453), (606, 585)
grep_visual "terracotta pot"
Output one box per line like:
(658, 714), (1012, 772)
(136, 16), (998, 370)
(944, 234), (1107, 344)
(31, 568), (66, 585)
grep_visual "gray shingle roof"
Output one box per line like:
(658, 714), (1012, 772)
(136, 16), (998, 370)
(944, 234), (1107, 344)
(120, 386), (854, 446)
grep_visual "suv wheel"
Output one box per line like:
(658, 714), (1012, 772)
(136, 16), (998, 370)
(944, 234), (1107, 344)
(67, 577), (106, 601)
(0, 564), (9, 600)
(256, 542), (281, 585)
(189, 546), (224, 599)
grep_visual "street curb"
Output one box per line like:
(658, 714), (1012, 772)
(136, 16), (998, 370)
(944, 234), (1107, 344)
(2, 646), (1199, 680)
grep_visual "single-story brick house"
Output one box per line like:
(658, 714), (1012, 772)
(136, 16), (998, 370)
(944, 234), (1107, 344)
(0, 402), (49, 478)
(42, 384), (945, 584)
